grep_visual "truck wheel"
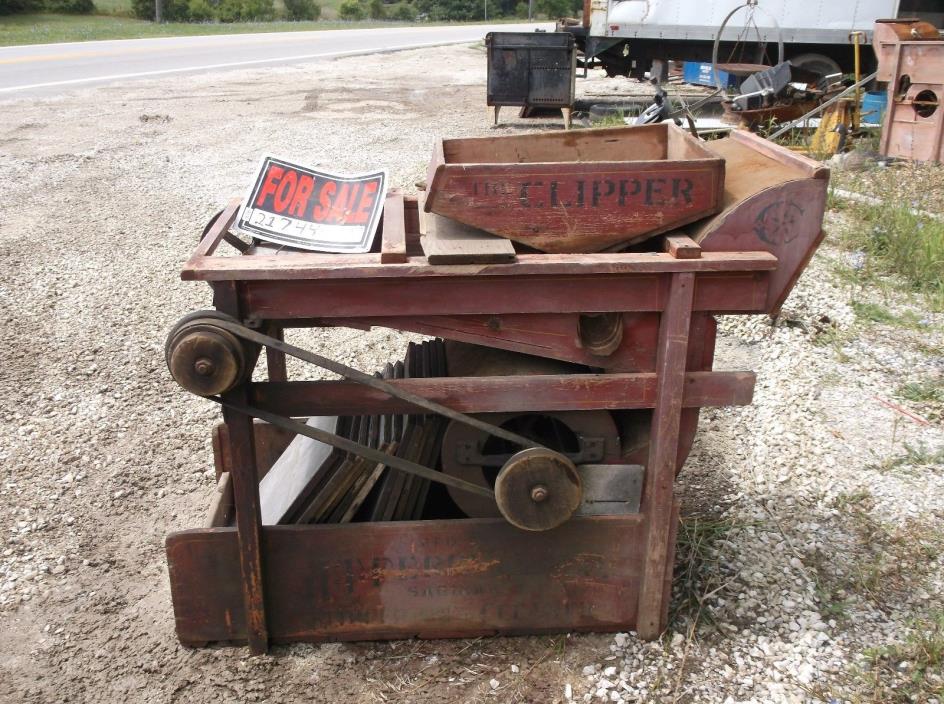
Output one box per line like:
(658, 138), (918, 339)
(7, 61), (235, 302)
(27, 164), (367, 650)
(789, 53), (842, 77)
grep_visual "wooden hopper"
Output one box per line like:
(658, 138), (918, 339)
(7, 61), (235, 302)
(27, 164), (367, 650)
(424, 123), (725, 253)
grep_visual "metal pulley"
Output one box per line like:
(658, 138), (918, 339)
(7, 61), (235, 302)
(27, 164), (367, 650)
(165, 311), (259, 396)
(494, 448), (582, 532)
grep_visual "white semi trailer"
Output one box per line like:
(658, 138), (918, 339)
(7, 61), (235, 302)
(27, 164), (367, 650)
(560, 0), (943, 78)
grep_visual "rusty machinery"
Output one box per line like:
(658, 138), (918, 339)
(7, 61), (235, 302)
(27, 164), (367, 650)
(164, 125), (828, 653)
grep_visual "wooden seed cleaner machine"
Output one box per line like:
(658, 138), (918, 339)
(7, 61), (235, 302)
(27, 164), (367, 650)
(164, 125), (828, 653)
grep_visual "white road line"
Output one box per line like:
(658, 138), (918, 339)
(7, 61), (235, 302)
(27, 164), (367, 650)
(0, 38), (473, 94)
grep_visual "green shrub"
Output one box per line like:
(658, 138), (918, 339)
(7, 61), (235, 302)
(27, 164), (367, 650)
(414, 0), (478, 20)
(0, 0), (40, 14)
(513, 0), (526, 16)
(337, 0), (363, 19)
(46, 0), (94, 12)
(366, 0), (382, 18)
(392, 1), (412, 19)
(131, 0), (190, 20)
(187, 0), (213, 19)
(535, 0), (569, 18)
(283, 0), (319, 19)
(213, 0), (273, 21)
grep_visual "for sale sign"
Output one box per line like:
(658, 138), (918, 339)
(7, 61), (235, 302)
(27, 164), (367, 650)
(237, 156), (387, 253)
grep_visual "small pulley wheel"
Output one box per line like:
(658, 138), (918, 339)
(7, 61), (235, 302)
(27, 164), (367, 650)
(165, 311), (251, 396)
(494, 448), (582, 532)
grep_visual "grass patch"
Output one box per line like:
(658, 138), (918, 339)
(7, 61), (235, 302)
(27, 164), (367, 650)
(850, 300), (925, 328)
(872, 442), (944, 473)
(857, 612), (944, 703)
(805, 611), (944, 703)
(671, 515), (740, 630)
(898, 378), (944, 404)
(838, 202), (944, 310)
(817, 492), (943, 606)
(0, 13), (414, 44)
(810, 320), (854, 362)
(895, 377), (944, 425)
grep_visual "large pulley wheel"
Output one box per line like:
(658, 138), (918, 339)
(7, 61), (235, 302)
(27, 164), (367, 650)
(165, 311), (254, 396)
(494, 448), (582, 532)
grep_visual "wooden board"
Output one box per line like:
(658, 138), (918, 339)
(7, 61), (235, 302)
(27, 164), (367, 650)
(380, 190), (408, 264)
(420, 210), (516, 265)
(167, 515), (654, 644)
(249, 370), (756, 417)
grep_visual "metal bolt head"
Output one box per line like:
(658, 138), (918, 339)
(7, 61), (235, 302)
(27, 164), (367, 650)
(194, 357), (215, 376)
(530, 484), (549, 503)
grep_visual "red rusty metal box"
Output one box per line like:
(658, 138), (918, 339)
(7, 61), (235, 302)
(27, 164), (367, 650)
(423, 123), (725, 253)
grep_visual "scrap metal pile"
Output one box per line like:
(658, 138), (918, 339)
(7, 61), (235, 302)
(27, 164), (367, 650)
(163, 123), (829, 652)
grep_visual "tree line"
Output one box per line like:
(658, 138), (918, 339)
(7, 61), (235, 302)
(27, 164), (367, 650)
(1, 0), (580, 23)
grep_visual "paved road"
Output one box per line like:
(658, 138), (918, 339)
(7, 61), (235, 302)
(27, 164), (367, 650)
(0, 22), (550, 97)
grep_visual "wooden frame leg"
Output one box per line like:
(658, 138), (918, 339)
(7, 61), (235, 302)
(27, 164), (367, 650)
(637, 272), (694, 639)
(562, 107), (572, 130)
(211, 282), (269, 653)
(222, 392), (269, 653)
(266, 324), (288, 382)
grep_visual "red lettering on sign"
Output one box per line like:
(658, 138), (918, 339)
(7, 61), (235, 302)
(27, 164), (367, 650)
(255, 165), (284, 208)
(273, 170), (298, 213)
(329, 182), (360, 224)
(289, 174), (315, 217)
(313, 181), (337, 221)
(352, 180), (379, 225)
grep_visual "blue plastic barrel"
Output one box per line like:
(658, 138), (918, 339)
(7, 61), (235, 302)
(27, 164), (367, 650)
(861, 91), (887, 125)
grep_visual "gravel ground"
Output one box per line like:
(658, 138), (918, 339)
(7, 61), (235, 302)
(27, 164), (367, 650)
(1, 44), (943, 703)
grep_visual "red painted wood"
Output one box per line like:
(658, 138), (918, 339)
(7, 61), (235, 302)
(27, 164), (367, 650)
(240, 272), (770, 319)
(264, 324), (287, 383)
(334, 312), (665, 371)
(166, 516), (646, 644)
(190, 198), (241, 261)
(637, 272), (694, 639)
(220, 396), (269, 653)
(424, 124), (725, 253)
(380, 190), (408, 264)
(696, 180), (828, 314)
(181, 250), (775, 282)
(664, 235), (701, 259)
(216, 280), (269, 654)
(247, 371), (755, 416)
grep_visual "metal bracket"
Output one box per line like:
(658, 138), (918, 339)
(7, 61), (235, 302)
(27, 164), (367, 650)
(456, 436), (605, 467)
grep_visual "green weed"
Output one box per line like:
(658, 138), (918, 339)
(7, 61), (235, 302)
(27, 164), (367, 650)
(898, 378), (944, 404)
(839, 203), (944, 310)
(671, 516), (740, 630)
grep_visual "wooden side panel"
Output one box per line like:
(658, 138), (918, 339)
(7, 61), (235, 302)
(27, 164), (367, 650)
(241, 272), (770, 319)
(426, 161), (725, 253)
(167, 517), (646, 644)
(693, 180), (828, 314)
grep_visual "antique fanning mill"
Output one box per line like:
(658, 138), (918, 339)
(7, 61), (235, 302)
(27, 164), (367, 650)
(164, 124), (828, 652)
